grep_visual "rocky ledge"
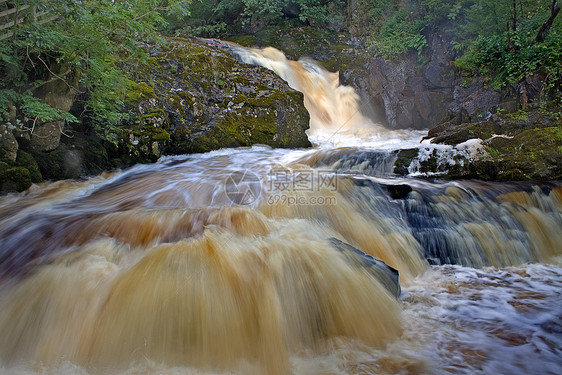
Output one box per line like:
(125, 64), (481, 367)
(395, 107), (562, 181)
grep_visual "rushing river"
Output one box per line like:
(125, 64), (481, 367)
(0, 47), (561, 375)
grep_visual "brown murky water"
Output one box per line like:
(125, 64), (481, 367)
(0, 47), (561, 374)
(0, 147), (560, 375)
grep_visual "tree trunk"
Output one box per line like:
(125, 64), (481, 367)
(536, 0), (560, 43)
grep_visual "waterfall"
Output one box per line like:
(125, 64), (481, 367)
(0, 44), (561, 375)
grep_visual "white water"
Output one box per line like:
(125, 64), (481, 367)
(0, 45), (561, 375)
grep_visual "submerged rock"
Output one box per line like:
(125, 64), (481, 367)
(329, 237), (401, 298)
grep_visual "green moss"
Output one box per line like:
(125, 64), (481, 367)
(484, 126), (562, 180)
(226, 35), (256, 47)
(116, 37), (309, 158)
(419, 154), (438, 174)
(486, 146), (500, 158)
(0, 166), (32, 192)
(213, 110), (276, 146)
(125, 80), (157, 103)
(1, 151), (42, 191)
(394, 148), (418, 175)
(0, 161), (9, 176)
(15, 150), (42, 183)
(151, 129), (170, 142)
(505, 109), (529, 121)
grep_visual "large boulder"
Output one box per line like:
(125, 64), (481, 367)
(116, 37), (310, 164)
(29, 67), (78, 152)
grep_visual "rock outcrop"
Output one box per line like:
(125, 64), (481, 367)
(116, 37), (310, 165)
(422, 108), (562, 180)
(1, 37), (311, 193)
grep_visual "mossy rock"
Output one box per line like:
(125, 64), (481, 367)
(15, 150), (42, 183)
(484, 126), (562, 180)
(125, 81), (158, 104)
(0, 151), (42, 193)
(0, 165), (32, 193)
(426, 107), (562, 180)
(117, 37), (310, 162)
(394, 148), (418, 175)
(428, 121), (497, 145)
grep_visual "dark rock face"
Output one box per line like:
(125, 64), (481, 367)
(350, 33), (455, 130)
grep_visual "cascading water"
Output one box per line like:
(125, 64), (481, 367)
(0, 45), (561, 375)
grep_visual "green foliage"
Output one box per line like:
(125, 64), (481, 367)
(356, 0), (460, 59)
(353, 0), (560, 100)
(0, 89), (77, 123)
(1, 0), (191, 142)
(369, 8), (429, 58)
(167, 0), (345, 37)
(505, 109), (529, 121)
(452, 0), (561, 99)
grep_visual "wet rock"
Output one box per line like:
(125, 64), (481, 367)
(394, 149), (419, 176)
(329, 237), (401, 298)
(385, 184), (413, 200)
(0, 123), (18, 161)
(0, 150), (42, 194)
(15, 150), (42, 183)
(425, 108), (562, 181)
(361, 33), (454, 130)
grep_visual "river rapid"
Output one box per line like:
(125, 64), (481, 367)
(0, 46), (560, 375)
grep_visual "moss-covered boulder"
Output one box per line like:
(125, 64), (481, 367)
(118, 37), (310, 163)
(0, 163), (32, 192)
(15, 150), (42, 183)
(0, 149), (43, 193)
